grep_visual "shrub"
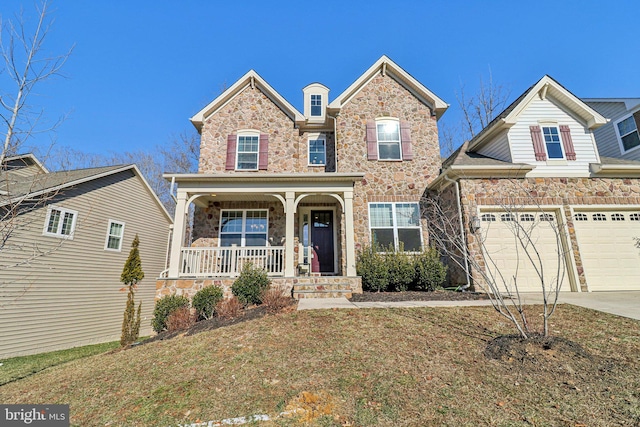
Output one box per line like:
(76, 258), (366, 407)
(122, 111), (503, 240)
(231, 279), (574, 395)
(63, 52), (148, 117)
(192, 285), (224, 320)
(232, 262), (271, 306)
(261, 286), (292, 314)
(166, 306), (196, 332)
(216, 296), (242, 319)
(414, 248), (448, 291)
(152, 294), (190, 333)
(356, 244), (389, 292)
(386, 249), (415, 292)
(119, 235), (144, 346)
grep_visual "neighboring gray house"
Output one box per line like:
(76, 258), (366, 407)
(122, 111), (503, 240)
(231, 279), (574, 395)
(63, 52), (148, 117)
(584, 98), (640, 161)
(0, 154), (172, 358)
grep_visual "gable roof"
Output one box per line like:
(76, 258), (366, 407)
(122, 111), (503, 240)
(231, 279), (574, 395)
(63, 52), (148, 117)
(468, 75), (608, 151)
(1, 163), (173, 222)
(328, 55), (449, 119)
(2, 153), (49, 174)
(190, 70), (305, 131)
(582, 98), (640, 112)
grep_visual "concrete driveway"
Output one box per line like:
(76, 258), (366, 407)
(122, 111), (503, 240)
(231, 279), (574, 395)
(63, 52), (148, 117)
(519, 292), (640, 321)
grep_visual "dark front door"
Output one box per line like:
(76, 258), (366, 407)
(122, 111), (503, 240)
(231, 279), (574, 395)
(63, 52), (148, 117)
(311, 210), (334, 273)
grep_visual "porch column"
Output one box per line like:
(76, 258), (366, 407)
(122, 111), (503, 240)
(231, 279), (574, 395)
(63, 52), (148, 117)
(285, 191), (296, 277)
(168, 190), (188, 277)
(344, 190), (357, 276)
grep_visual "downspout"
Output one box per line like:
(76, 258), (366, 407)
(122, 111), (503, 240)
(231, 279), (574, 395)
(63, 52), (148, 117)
(327, 113), (339, 172)
(443, 174), (471, 290)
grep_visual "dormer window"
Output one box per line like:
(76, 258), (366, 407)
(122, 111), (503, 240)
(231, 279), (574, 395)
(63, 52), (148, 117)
(310, 95), (322, 117)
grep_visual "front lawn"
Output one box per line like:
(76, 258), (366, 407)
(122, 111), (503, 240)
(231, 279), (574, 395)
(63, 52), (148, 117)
(0, 306), (638, 426)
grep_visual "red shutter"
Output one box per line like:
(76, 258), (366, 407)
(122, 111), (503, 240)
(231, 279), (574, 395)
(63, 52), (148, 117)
(258, 134), (269, 170)
(366, 120), (378, 160)
(530, 125), (547, 161)
(400, 121), (413, 160)
(225, 134), (236, 170)
(559, 125), (576, 160)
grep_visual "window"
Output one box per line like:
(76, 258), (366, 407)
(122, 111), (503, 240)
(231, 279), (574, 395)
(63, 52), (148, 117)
(308, 136), (326, 165)
(376, 120), (402, 160)
(369, 202), (421, 251)
(630, 213), (640, 221)
(310, 94), (322, 117)
(542, 126), (564, 159)
(220, 210), (267, 247)
(520, 214), (535, 222)
(236, 133), (259, 170)
(593, 213), (607, 221)
(105, 220), (125, 251)
(574, 213), (588, 221)
(481, 214), (496, 222)
(611, 213), (625, 221)
(500, 213), (515, 222)
(616, 114), (640, 152)
(539, 213), (554, 221)
(43, 207), (77, 238)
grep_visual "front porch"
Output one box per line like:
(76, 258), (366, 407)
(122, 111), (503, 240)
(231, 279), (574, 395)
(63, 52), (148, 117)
(159, 172), (364, 299)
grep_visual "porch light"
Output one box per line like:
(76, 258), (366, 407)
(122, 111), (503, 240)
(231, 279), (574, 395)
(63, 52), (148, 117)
(470, 216), (481, 232)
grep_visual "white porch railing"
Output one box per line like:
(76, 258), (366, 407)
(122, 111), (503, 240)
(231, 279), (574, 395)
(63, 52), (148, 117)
(180, 246), (285, 277)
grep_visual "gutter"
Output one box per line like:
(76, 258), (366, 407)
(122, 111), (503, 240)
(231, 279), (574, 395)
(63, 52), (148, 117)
(443, 173), (471, 291)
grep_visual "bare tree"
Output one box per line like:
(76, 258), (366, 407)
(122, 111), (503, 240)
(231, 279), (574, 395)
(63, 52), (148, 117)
(425, 180), (569, 338)
(0, 0), (73, 163)
(439, 71), (510, 157)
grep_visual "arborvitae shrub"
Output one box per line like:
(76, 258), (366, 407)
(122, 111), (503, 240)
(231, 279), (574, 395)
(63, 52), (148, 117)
(120, 235), (144, 346)
(152, 294), (190, 333)
(414, 248), (448, 291)
(192, 285), (224, 320)
(356, 244), (389, 292)
(232, 263), (271, 306)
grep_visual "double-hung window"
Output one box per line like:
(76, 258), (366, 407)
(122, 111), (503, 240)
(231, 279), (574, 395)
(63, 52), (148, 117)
(220, 210), (268, 247)
(310, 94), (322, 117)
(369, 202), (421, 251)
(43, 206), (78, 239)
(236, 133), (260, 170)
(616, 113), (640, 152)
(308, 134), (326, 166)
(105, 220), (125, 251)
(376, 119), (402, 160)
(542, 126), (564, 159)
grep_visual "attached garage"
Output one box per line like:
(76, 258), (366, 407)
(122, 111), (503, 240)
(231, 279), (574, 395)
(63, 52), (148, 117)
(479, 210), (574, 293)
(572, 209), (640, 291)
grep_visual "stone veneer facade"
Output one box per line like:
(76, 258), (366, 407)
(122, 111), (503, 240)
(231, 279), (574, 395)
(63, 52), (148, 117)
(453, 177), (640, 292)
(336, 73), (441, 250)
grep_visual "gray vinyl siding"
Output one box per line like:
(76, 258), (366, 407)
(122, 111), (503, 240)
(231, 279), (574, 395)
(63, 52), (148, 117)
(476, 129), (512, 162)
(586, 101), (640, 161)
(509, 96), (597, 177)
(0, 169), (172, 358)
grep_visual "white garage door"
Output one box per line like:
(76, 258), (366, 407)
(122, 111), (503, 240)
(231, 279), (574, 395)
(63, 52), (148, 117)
(479, 211), (572, 294)
(572, 210), (640, 291)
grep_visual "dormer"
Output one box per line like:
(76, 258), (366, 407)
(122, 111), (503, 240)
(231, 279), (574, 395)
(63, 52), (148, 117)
(303, 83), (329, 124)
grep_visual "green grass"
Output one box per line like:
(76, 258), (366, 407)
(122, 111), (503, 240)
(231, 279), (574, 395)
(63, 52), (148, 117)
(0, 341), (120, 386)
(0, 307), (638, 426)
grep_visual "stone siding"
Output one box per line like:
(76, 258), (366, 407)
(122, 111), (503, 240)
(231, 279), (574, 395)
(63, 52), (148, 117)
(198, 85), (335, 174)
(336, 73), (441, 250)
(457, 177), (640, 291)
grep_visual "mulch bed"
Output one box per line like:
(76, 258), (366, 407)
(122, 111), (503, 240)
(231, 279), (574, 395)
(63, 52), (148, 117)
(350, 289), (490, 302)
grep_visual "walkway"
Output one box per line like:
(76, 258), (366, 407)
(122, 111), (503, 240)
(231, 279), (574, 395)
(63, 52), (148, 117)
(297, 292), (640, 321)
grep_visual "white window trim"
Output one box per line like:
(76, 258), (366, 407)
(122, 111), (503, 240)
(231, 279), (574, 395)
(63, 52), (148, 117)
(375, 118), (403, 161)
(42, 206), (78, 239)
(218, 209), (269, 247)
(367, 202), (422, 252)
(613, 111), (640, 154)
(540, 123), (566, 160)
(235, 130), (260, 171)
(104, 220), (126, 252)
(310, 94), (323, 117)
(307, 133), (326, 166)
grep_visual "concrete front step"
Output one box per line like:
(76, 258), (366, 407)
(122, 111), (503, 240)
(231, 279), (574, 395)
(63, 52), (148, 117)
(294, 290), (353, 299)
(294, 284), (351, 292)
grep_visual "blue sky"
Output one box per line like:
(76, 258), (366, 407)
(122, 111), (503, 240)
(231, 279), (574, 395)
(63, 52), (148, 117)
(5, 0), (640, 162)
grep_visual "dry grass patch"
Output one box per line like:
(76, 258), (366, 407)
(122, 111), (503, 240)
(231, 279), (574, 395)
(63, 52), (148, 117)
(0, 305), (638, 426)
